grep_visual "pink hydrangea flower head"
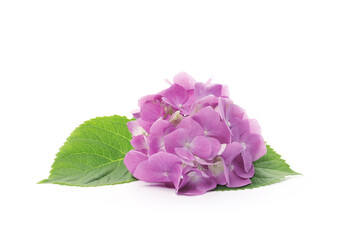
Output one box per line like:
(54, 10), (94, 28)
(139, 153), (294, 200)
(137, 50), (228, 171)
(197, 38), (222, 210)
(124, 73), (267, 195)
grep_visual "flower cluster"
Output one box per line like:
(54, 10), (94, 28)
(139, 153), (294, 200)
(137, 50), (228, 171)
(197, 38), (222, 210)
(124, 72), (266, 195)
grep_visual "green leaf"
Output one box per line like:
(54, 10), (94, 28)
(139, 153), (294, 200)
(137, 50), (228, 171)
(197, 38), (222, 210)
(213, 144), (300, 191)
(39, 115), (136, 186)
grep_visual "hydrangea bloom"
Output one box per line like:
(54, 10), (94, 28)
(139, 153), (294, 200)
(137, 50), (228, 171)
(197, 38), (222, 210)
(124, 72), (266, 195)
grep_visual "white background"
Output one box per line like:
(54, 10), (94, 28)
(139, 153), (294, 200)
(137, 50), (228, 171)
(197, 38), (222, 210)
(1, 1), (359, 239)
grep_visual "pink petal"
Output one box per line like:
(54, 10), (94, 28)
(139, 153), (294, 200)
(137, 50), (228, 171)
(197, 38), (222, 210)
(130, 135), (148, 154)
(127, 120), (146, 136)
(189, 136), (212, 159)
(227, 103), (248, 122)
(133, 152), (182, 187)
(177, 168), (217, 195)
(140, 101), (164, 122)
(124, 150), (148, 174)
(226, 169), (252, 188)
(192, 106), (230, 143)
(194, 82), (222, 99)
(148, 135), (164, 155)
(164, 128), (186, 154)
(233, 155), (255, 178)
(175, 147), (196, 165)
(149, 119), (174, 137)
(231, 119), (262, 138)
(216, 97), (232, 121)
(243, 133), (267, 162)
(173, 72), (196, 90)
(208, 137), (221, 159)
(138, 94), (161, 108)
(191, 106), (219, 130)
(137, 118), (153, 133)
(221, 142), (245, 165)
(189, 95), (219, 115)
(176, 117), (204, 140)
(241, 150), (254, 172)
(180, 89), (196, 115)
(163, 84), (189, 109)
(221, 85), (229, 97)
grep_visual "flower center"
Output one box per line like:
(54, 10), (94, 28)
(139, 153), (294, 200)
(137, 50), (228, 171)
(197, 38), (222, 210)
(210, 161), (224, 176)
(188, 171), (200, 182)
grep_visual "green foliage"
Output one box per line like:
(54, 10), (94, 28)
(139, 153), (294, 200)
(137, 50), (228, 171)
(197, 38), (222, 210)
(39, 115), (136, 186)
